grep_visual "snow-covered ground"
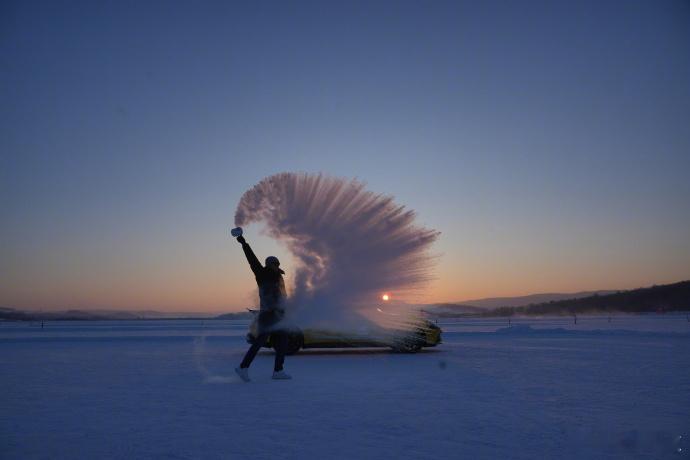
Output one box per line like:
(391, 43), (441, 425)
(2, 315), (689, 459)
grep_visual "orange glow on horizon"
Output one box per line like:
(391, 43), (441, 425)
(382, 294), (390, 301)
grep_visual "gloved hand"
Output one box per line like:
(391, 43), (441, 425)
(236, 235), (246, 244)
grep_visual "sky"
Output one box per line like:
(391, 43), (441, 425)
(1, 0), (689, 312)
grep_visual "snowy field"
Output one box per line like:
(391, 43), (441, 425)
(2, 315), (689, 459)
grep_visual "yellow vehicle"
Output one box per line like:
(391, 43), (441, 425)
(246, 311), (442, 355)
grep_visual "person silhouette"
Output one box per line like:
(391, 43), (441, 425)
(234, 234), (291, 381)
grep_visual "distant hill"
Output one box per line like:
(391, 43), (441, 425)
(458, 290), (617, 309)
(0, 308), (217, 321)
(4, 280), (689, 321)
(214, 311), (253, 320)
(485, 281), (690, 316)
(0, 307), (34, 321)
(0, 308), (133, 321)
(422, 303), (486, 317)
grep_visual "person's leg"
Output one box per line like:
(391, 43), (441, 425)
(240, 333), (269, 369)
(272, 331), (288, 372)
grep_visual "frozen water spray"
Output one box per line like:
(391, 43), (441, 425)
(234, 172), (440, 328)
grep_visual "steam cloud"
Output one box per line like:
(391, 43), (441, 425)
(235, 172), (439, 326)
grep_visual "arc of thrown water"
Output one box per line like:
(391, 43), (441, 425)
(235, 172), (440, 325)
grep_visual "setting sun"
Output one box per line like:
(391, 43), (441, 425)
(382, 294), (390, 301)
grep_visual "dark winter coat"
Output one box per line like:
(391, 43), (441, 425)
(241, 241), (287, 317)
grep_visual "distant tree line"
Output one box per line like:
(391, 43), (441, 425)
(483, 280), (690, 316)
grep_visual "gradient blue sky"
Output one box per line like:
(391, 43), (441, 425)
(2, 0), (689, 312)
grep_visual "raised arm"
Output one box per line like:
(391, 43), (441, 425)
(237, 236), (262, 275)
